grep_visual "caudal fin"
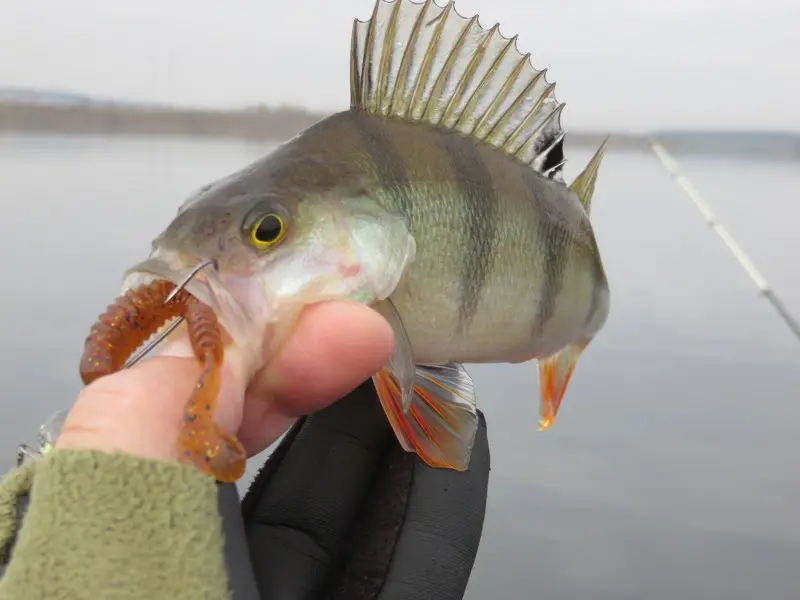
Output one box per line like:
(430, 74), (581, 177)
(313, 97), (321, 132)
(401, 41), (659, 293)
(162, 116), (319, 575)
(373, 362), (478, 470)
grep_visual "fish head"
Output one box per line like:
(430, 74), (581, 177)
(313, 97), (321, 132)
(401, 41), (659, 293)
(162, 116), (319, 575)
(122, 176), (415, 370)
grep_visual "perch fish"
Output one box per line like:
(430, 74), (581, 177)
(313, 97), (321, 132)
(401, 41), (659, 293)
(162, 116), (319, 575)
(81, 0), (611, 481)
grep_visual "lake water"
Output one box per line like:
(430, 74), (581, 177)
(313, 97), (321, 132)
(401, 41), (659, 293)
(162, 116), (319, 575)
(1, 133), (798, 599)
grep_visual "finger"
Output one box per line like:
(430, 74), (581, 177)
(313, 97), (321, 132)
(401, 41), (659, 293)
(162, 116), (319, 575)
(55, 356), (226, 460)
(330, 412), (491, 600)
(237, 301), (394, 455)
(240, 381), (395, 599)
(57, 321), (251, 459)
(155, 330), (250, 435)
(58, 300), (392, 461)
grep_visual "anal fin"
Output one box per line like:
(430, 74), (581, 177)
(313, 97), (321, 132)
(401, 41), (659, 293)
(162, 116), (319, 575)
(537, 340), (587, 431)
(373, 362), (478, 471)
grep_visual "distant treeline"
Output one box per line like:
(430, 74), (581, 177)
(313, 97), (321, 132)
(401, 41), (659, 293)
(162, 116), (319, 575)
(0, 100), (797, 159)
(0, 101), (322, 142)
(0, 100), (632, 148)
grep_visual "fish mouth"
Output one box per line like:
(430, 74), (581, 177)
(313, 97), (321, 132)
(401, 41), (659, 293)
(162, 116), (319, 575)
(120, 253), (257, 353)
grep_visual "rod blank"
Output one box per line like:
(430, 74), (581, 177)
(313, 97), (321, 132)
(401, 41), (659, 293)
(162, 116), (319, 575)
(650, 141), (800, 343)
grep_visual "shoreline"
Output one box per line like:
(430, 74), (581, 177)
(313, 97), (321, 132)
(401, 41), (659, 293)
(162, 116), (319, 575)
(0, 101), (797, 159)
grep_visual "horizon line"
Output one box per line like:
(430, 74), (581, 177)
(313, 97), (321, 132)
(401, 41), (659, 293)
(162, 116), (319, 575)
(1, 84), (798, 137)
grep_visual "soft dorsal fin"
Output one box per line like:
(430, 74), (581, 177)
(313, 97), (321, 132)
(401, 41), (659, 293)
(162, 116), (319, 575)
(350, 0), (567, 181)
(569, 138), (608, 215)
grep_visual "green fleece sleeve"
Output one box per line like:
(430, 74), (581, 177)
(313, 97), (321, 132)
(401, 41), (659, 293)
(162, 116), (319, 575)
(0, 450), (232, 600)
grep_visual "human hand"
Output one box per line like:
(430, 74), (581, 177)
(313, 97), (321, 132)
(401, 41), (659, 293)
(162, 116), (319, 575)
(55, 301), (395, 461)
(53, 299), (491, 600)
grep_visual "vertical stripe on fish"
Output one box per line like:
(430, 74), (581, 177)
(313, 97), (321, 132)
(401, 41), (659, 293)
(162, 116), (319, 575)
(439, 134), (498, 332)
(346, 111), (414, 223)
(521, 168), (571, 338)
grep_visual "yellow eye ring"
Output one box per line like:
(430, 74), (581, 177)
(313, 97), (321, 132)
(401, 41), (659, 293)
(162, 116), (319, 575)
(249, 213), (286, 249)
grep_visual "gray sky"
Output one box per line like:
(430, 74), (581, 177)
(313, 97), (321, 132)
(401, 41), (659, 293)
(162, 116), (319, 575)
(1, 0), (798, 131)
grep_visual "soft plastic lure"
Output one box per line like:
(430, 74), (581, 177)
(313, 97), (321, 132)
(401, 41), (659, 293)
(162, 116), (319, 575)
(79, 280), (246, 483)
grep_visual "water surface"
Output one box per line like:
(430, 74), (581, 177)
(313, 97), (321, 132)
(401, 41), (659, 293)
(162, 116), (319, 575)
(1, 134), (798, 599)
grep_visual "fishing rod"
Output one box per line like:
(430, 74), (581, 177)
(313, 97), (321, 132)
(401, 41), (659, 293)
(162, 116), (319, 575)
(650, 141), (800, 344)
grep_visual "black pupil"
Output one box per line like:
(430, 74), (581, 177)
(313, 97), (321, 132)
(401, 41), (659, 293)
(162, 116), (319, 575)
(255, 215), (282, 243)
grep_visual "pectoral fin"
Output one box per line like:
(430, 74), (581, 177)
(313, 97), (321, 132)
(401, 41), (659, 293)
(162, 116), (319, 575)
(373, 362), (478, 471)
(381, 301), (416, 413)
(537, 340), (588, 430)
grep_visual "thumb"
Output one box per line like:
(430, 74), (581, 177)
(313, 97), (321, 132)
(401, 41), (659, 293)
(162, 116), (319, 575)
(55, 333), (250, 463)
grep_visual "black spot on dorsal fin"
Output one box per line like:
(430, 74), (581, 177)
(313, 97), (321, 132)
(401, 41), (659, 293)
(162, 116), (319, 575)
(534, 130), (565, 180)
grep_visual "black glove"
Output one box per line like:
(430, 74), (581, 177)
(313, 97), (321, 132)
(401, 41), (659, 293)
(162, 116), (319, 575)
(218, 379), (491, 600)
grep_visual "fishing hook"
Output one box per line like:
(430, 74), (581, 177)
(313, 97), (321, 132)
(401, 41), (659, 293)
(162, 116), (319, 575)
(123, 258), (218, 369)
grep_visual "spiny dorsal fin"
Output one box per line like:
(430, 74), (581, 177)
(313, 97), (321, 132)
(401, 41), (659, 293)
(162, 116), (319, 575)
(350, 0), (567, 181)
(569, 137), (609, 215)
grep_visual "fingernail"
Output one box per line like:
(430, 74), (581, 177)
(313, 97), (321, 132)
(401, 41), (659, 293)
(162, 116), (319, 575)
(155, 329), (250, 391)
(156, 330), (194, 359)
(219, 344), (252, 393)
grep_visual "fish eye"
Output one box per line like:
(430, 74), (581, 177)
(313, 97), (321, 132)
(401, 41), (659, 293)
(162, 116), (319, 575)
(249, 213), (286, 249)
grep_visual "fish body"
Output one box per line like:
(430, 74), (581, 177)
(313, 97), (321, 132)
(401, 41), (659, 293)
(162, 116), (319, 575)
(210, 110), (608, 365)
(122, 0), (610, 472)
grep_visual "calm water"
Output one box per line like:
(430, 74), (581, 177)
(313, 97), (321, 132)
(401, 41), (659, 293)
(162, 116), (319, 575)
(1, 133), (798, 599)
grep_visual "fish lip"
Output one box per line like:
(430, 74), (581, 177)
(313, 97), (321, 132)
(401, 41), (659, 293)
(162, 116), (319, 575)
(121, 257), (215, 305)
(120, 256), (250, 346)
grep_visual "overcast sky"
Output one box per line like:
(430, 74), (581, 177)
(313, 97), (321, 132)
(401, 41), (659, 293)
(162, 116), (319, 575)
(1, 0), (797, 131)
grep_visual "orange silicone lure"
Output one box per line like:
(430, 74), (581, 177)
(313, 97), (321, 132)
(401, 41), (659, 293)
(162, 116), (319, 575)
(79, 280), (246, 483)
